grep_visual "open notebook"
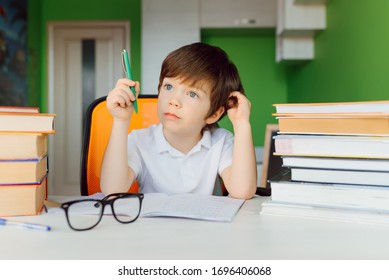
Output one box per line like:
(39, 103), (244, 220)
(60, 193), (245, 223)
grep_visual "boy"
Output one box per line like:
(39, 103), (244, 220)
(100, 43), (256, 199)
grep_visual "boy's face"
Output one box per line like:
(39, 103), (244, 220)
(157, 77), (217, 136)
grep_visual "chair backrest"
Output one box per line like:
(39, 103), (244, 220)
(80, 95), (159, 195)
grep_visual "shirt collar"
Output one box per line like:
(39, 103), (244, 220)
(154, 124), (212, 157)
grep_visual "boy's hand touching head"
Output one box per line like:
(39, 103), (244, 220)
(226, 91), (251, 126)
(106, 78), (140, 121)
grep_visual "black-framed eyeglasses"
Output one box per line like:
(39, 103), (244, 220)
(60, 192), (144, 231)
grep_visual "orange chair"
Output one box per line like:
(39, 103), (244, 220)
(80, 95), (159, 195)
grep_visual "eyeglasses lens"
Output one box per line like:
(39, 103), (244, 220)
(67, 200), (103, 230)
(112, 196), (141, 223)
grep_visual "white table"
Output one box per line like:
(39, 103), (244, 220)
(1, 196), (389, 260)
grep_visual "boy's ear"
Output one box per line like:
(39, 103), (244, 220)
(205, 106), (225, 124)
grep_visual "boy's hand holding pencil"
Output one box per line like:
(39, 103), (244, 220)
(106, 49), (139, 121)
(106, 78), (140, 121)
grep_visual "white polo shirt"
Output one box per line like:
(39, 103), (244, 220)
(127, 124), (234, 194)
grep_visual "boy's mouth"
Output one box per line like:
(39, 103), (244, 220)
(164, 112), (180, 120)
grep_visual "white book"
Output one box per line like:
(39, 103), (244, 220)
(290, 168), (389, 186)
(0, 112), (56, 133)
(270, 179), (389, 212)
(282, 156), (389, 172)
(273, 100), (389, 114)
(274, 134), (389, 158)
(62, 193), (245, 223)
(260, 201), (389, 226)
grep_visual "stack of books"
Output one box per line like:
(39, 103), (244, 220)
(260, 100), (389, 225)
(0, 106), (55, 216)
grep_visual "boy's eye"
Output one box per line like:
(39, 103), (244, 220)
(164, 84), (173, 91)
(188, 91), (199, 99)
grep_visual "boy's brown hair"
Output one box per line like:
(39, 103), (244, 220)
(158, 42), (245, 128)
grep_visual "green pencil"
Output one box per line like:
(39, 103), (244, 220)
(122, 49), (138, 114)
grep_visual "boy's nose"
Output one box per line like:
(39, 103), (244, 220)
(169, 95), (181, 108)
(169, 99), (179, 108)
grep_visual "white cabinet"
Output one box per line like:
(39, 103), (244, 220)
(141, 0), (200, 95)
(276, 36), (314, 62)
(276, 0), (327, 62)
(200, 0), (277, 28)
(294, 0), (328, 4)
(141, 0), (329, 65)
(277, 0), (326, 36)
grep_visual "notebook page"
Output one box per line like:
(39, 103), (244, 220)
(141, 194), (245, 222)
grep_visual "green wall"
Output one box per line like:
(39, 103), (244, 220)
(28, 0), (141, 112)
(287, 0), (389, 103)
(202, 31), (288, 146)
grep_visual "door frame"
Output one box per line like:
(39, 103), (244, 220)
(47, 21), (129, 195)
